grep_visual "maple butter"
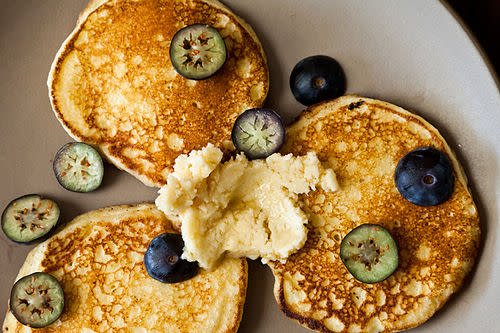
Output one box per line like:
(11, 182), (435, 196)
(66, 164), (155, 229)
(155, 144), (338, 270)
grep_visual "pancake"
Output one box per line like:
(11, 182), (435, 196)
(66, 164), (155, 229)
(48, 0), (269, 187)
(2, 203), (247, 332)
(269, 96), (480, 333)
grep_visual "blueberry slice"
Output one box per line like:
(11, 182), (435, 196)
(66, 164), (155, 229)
(53, 142), (104, 193)
(290, 55), (346, 106)
(169, 24), (227, 80)
(394, 147), (455, 206)
(340, 224), (399, 284)
(10, 272), (65, 328)
(144, 233), (199, 284)
(231, 108), (285, 160)
(2, 195), (60, 243)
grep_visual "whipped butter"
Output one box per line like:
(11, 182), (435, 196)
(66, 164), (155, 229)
(155, 144), (338, 270)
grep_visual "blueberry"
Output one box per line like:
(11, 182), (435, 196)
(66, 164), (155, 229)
(394, 147), (454, 206)
(170, 24), (227, 80)
(144, 233), (199, 283)
(290, 55), (346, 106)
(53, 142), (104, 192)
(231, 108), (285, 160)
(10, 272), (64, 328)
(340, 224), (398, 284)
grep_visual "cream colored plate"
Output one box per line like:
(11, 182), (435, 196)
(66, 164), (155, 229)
(0, 1), (499, 332)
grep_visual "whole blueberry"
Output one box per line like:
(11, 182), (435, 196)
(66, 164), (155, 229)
(290, 55), (346, 106)
(394, 147), (455, 207)
(144, 233), (199, 283)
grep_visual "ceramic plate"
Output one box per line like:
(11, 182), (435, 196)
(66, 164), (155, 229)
(1, 0), (498, 332)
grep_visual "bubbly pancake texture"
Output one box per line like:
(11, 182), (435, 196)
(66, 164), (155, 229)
(2, 204), (247, 332)
(48, 0), (269, 187)
(269, 96), (480, 333)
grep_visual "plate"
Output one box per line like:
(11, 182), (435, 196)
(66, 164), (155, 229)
(1, 0), (499, 332)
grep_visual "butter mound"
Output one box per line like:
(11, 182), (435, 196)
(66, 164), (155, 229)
(155, 144), (338, 270)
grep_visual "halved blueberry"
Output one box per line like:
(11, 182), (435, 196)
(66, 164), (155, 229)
(2, 195), (60, 244)
(53, 142), (104, 193)
(290, 55), (346, 106)
(231, 108), (285, 160)
(340, 224), (399, 284)
(144, 233), (199, 284)
(394, 147), (454, 206)
(169, 24), (227, 80)
(10, 272), (65, 328)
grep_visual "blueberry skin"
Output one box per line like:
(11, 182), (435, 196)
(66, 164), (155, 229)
(290, 55), (346, 106)
(144, 233), (199, 283)
(394, 147), (455, 207)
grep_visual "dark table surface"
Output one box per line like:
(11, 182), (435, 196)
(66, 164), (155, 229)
(447, 0), (499, 79)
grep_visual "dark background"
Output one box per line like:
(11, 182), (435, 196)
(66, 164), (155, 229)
(447, 0), (499, 77)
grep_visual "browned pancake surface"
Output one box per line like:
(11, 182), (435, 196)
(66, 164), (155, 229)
(270, 96), (480, 333)
(3, 204), (247, 332)
(50, 0), (268, 186)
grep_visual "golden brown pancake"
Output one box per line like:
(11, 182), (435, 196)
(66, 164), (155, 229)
(2, 204), (247, 332)
(269, 96), (480, 333)
(48, 0), (269, 187)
